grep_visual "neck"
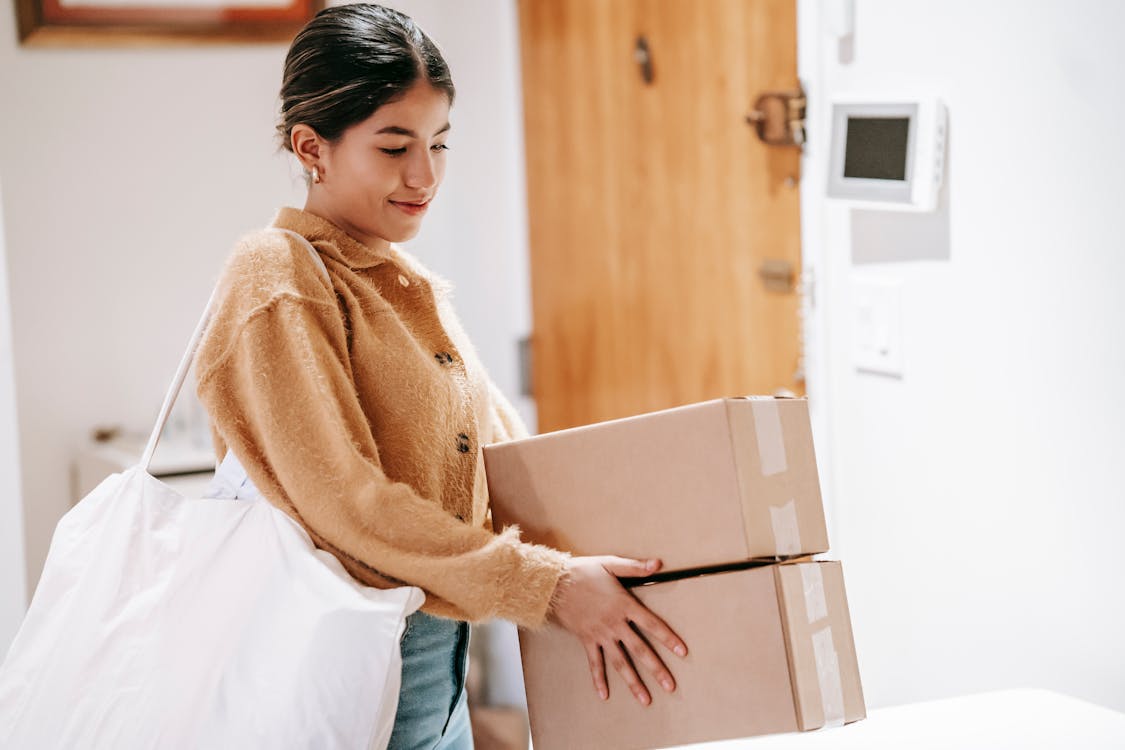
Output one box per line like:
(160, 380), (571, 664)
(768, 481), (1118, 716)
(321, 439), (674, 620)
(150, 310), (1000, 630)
(302, 194), (392, 255)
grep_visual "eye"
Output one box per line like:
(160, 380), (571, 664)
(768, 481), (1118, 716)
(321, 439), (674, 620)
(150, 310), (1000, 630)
(379, 147), (407, 157)
(432, 143), (450, 153)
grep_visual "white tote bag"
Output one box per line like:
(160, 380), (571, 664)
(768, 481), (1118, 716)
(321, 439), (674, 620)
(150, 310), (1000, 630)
(0, 228), (425, 749)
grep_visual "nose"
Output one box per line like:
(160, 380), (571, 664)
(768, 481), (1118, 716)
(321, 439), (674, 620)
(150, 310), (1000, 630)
(403, 148), (438, 191)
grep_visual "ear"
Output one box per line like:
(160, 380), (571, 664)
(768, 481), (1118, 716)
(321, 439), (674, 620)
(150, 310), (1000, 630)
(291, 123), (325, 173)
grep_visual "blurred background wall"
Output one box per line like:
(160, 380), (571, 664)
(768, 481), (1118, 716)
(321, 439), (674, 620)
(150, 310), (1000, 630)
(0, 178), (28, 653)
(800, 0), (1125, 712)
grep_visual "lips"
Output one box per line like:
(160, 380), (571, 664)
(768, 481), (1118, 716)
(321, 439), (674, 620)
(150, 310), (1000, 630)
(389, 198), (430, 216)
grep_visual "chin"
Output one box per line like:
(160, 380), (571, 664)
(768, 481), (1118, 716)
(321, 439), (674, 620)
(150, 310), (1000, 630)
(389, 225), (423, 243)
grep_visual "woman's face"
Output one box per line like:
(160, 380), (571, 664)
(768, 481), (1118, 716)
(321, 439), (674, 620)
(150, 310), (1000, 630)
(300, 81), (452, 251)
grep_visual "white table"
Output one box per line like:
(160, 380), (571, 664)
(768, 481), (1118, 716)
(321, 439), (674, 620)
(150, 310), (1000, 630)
(672, 689), (1125, 750)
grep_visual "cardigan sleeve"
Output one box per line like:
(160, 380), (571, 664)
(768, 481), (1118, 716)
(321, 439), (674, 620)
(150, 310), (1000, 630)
(194, 292), (569, 628)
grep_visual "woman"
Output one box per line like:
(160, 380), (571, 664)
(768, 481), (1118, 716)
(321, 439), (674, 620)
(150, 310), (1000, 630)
(194, 4), (688, 748)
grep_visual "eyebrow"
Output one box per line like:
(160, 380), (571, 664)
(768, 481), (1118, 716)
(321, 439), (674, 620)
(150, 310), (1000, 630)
(374, 123), (452, 137)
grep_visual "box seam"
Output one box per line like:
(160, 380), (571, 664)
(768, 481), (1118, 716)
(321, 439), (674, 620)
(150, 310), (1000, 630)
(723, 399), (757, 561)
(773, 564), (808, 731)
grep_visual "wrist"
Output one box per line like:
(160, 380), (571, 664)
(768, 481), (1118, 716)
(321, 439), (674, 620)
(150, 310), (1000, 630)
(547, 563), (575, 622)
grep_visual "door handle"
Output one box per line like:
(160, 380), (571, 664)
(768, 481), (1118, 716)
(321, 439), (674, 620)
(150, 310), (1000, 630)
(759, 258), (795, 293)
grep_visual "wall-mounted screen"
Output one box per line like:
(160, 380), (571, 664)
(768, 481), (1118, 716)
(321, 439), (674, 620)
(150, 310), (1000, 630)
(843, 117), (910, 181)
(827, 98), (946, 211)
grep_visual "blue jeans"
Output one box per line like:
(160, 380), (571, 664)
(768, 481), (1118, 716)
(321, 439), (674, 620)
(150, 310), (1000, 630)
(387, 610), (474, 750)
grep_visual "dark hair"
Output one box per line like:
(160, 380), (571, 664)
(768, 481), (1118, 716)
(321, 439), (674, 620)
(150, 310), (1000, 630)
(275, 3), (455, 180)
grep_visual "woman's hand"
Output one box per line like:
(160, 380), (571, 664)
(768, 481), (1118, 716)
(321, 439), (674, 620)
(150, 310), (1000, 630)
(547, 556), (689, 706)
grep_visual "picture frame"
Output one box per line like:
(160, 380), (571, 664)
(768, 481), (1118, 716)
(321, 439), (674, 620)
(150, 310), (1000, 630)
(15, 0), (325, 47)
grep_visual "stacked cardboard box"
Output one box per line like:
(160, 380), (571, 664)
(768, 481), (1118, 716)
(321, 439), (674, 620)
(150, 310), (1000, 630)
(483, 396), (865, 750)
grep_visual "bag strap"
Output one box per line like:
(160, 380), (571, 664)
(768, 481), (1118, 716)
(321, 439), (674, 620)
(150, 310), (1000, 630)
(139, 228), (330, 473)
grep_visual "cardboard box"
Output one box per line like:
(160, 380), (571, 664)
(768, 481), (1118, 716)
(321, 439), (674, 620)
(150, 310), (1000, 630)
(469, 705), (529, 750)
(484, 396), (828, 571)
(518, 560), (865, 750)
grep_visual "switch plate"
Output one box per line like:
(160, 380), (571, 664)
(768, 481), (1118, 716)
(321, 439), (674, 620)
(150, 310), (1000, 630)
(852, 276), (904, 377)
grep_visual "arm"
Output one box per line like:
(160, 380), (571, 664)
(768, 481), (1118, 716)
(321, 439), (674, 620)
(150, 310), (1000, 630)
(195, 292), (568, 628)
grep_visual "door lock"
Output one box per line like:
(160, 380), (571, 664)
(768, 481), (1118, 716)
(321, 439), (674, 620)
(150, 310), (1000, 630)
(746, 84), (807, 147)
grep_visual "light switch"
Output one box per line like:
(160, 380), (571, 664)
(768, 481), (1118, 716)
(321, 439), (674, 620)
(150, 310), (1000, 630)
(852, 276), (904, 377)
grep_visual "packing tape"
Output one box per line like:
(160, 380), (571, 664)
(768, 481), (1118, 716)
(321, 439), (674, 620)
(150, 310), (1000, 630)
(750, 398), (787, 476)
(799, 563), (828, 624)
(811, 626), (847, 728)
(769, 499), (803, 556)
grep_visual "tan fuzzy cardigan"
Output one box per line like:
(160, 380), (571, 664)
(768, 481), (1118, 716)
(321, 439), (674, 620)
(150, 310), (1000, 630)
(193, 206), (570, 627)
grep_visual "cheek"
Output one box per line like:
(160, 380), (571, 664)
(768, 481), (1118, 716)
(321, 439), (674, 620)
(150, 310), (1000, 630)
(345, 154), (398, 197)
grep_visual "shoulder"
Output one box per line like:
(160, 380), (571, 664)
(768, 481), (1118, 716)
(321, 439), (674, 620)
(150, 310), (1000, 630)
(217, 227), (336, 313)
(195, 228), (345, 383)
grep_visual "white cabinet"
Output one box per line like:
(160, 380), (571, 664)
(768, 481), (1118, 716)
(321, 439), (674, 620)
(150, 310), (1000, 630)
(72, 433), (215, 504)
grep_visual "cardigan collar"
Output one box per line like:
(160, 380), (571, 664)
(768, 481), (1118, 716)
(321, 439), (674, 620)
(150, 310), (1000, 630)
(269, 205), (397, 270)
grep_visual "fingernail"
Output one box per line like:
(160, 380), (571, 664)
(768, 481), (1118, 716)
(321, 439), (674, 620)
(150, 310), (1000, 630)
(600, 688), (608, 700)
(661, 677), (674, 691)
(647, 559), (659, 570)
(637, 691), (650, 705)
(675, 645), (687, 657)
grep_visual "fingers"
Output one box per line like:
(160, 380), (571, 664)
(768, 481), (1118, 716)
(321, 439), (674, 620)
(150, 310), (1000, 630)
(584, 642), (608, 701)
(601, 556), (662, 578)
(605, 640), (651, 706)
(561, 555), (685, 708)
(620, 623), (676, 694)
(627, 600), (688, 658)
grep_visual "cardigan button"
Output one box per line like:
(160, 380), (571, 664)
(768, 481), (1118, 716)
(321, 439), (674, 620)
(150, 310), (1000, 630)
(456, 432), (471, 453)
(435, 351), (454, 365)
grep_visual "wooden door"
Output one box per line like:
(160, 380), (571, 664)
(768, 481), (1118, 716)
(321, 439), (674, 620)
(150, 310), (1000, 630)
(518, 0), (801, 432)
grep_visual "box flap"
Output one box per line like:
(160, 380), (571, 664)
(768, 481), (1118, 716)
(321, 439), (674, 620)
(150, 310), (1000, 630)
(726, 398), (829, 558)
(775, 561), (866, 729)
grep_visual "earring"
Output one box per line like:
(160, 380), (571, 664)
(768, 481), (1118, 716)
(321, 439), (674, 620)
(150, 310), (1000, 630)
(312, 166), (321, 184)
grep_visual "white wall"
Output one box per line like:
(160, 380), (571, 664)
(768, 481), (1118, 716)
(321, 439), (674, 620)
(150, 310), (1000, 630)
(0, 0), (534, 698)
(799, 0), (1125, 712)
(0, 177), (29, 652)
(0, 11), (299, 605)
